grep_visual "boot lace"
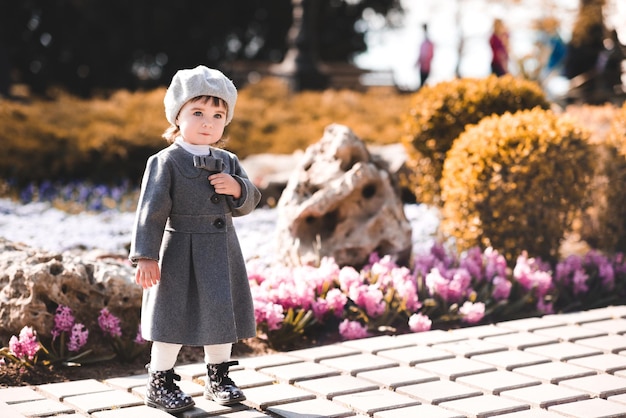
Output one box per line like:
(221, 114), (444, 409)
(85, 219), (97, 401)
(214, 361), (238, 386)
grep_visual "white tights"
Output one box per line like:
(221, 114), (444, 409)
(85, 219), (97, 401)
(150, 341), (232, 371)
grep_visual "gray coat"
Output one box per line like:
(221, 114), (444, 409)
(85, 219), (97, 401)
(129, 143), (261, 346)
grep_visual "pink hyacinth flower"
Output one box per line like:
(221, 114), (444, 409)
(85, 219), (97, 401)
(53, 305), (75, 335)
(9, 326), (40, 360)
(408, 313), (432, 332)
(459, 301), (485, 324)
(67, 323), (89, 352)
(98, 308), (122, 338)
(338, 319), (369, 340)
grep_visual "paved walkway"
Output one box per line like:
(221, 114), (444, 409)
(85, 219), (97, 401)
(2, 306), (626, 418)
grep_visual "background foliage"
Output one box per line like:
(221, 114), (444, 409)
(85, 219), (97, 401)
(0, 0), (401, 96)
(0, 78), (410, 186)
(440, 107), (595, 265)
(400, 75), (551, 205)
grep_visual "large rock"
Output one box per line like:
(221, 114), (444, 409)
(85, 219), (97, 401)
(0, 238), (141, 342)
(275, 124), (413, 268)
(242, 144), (413, 208)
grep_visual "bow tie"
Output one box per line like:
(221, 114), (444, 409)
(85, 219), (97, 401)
(193, 155), (224, 173)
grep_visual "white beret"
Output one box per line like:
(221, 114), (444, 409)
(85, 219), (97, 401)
(164, 65), (237, 126)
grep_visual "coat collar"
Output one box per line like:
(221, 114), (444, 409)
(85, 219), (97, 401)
(165, 143), (224, 179)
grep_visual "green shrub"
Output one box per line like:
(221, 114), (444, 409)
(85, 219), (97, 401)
(402, 75), (550, 205)
(440, 107), (594, 265)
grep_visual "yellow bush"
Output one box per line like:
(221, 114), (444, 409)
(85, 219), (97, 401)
(0, 78), (410, 186)
(577, 102), (626, 252)
(402, 75), (550, 205)
(440, 107), (594, 264)
(0, 89), (166, 184)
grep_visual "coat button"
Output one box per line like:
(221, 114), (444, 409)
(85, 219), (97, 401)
(213, 218), (225, 229)
(210, 194), (221, 204)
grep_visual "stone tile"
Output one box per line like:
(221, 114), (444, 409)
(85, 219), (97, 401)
(376, 345), (454, 366)
(608, 393), (626, 406)
(431, 338), (508, 358)
(396, 380), (482, 405)
(455, 370), (541, 394)
(241, 383), (316, 410)
(448, 324), (516, 339)
(0, 386), (45, 403)
(575, 335), (626, 354)
(238, 354), (304, 371)
(62, 389), (144, 414)
(176, 362), (214, 380)
(513, 361), (597, 384)
(567, 353), (626, 374)
(496, 408), (570, 417)
(581, 318), (626, 335)
(178, 379), (206, 397)
(229, 368), (277, 388)
(320, 353), (398, 375)
(471, 350), (550, 371)
(356, 366), (439, 389)
(0, 401), (29, 418)
(340, 334), (415, 353)
(496, 316), (566, 332)
(558, 374), (626, 398)
(395, 329), (467, 346)
(484, 331), (559, 349)
(543, 309), (614, 325)
(414, 356), (497, 380)
(294, 374), (379, 398)
(287, 344), (361, 362)
(500, 383), (590, 408)
(604, 305), (626, 319)
(524, 342), (603, 361)
(180, 396), (249, 417)
(267, 398), (355, 418)
(216, 411), (273, 418)
(10, 398), (76, 417)
(92, 405), (173, 417)
(103, 373), (148, 391)
(259, 362), (341, 383)
(534, 325), (608, 342)
(36, 378), (113, 400)
(548, 397), (626, 417)
(129, 378), (204, 399)
(438, 393), (530, 417)
(332, 389), (420, 415)
(373, 404), (465, 418)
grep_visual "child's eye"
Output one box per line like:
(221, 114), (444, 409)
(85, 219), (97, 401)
(214, 114), (223, 119)
(193, 111), (203, 116)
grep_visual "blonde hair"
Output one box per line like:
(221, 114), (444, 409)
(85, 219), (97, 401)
(162, 95), (229, 148)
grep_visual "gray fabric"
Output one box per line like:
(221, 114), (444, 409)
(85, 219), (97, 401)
(130, 143), (261, 346)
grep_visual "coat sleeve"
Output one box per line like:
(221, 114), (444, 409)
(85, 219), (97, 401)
(129, 154), (173, 263)
(226, 153), (261, 217)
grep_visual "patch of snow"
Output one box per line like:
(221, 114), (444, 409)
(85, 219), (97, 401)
(0, 198), (440, 262)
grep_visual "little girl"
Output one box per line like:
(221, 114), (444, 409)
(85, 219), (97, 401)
(130, 65), (261, 413)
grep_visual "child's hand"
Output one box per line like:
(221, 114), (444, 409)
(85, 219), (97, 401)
(135, 259), (160, 289)
(208, 173), (241, 198)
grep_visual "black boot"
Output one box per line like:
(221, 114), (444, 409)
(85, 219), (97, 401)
(146, 367), (195, 413)
(205, 361), (246, 405)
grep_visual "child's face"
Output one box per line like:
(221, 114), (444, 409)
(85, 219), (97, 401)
(176, 98), (227, 146)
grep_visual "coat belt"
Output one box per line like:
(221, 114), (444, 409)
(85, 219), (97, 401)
(165, 214), (231, 233)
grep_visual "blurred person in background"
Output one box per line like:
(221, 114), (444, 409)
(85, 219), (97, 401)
(416, 23), (435, 88)
(490, 18), (510, 76)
